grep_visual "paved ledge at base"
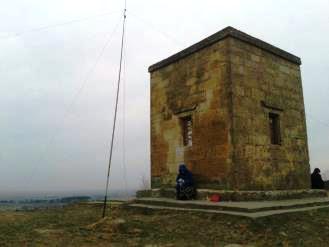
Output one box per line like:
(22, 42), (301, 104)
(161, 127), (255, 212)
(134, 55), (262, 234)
(134, 197), (329, 213)
(136, 188), (327, 201)
(127, 203), (329, 219)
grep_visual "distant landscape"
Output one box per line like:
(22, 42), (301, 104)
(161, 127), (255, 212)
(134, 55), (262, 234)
(0, 190), (136, 211)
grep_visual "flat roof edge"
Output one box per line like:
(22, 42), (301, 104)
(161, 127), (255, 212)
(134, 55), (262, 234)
(148, 26), (301, 73)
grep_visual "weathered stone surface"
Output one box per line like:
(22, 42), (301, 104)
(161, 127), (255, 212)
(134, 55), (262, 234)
(150, 27), (310, 190)
(136, 189), (327, 201)
(229, 37), (310, 190)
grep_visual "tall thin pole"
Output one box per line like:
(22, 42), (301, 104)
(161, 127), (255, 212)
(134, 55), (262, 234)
(102, 6), (127, 218)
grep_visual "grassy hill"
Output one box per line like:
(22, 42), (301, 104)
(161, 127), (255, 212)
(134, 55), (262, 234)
(0, 202), (329, 246)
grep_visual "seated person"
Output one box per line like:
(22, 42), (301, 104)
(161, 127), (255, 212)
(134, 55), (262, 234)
(176, 164), (196, 200)
(311, 168), (324, 189)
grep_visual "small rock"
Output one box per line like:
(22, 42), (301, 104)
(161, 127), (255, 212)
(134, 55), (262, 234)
(112, 218), (126, 225)
(224, 245), (255, 247)
(130, 228), (143, 234)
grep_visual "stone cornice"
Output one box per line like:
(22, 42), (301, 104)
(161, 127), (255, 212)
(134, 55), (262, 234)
(148, 26), (301, 73)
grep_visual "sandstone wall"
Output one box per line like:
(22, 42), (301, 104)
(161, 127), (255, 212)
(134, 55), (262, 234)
(229, 37), (310, 190)
(150, 36), (310, 190)
(150, 39), (233, 188)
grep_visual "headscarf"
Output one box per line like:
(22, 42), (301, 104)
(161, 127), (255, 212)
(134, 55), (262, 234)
(313, 168), (321, 174)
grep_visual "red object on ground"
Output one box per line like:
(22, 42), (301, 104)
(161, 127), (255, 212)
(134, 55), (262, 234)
(210, 194), (221, 202)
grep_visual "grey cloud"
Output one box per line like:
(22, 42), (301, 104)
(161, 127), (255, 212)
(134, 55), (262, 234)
(0, 0), (328, 193)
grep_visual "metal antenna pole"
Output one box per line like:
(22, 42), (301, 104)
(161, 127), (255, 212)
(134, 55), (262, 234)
(102, 6), (127, 218)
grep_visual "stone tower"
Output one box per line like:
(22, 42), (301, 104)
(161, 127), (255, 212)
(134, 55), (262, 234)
(149, 26), (310, 190)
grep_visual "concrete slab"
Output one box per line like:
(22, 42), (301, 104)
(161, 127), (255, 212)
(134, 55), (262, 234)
(137, 188), (327, 201)
(134, 197), (329, 213)
(128, 203), (329, 219)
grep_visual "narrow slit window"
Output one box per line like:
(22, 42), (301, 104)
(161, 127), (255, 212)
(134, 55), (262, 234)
(181, 116), (193, 147)
(269, 113), (281, 145)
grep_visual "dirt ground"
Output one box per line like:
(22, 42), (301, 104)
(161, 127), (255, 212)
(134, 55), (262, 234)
(0, 202), (329, 246)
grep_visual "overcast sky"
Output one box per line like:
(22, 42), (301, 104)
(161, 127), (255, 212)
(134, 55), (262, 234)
(0, 0), (328, 194)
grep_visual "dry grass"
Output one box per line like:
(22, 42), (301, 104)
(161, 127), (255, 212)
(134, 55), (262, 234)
(0, 203), (329, 246)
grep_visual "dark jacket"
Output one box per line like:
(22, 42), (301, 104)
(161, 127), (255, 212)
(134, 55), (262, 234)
(311, 169), (324, 189)
(176, 164), (194, 188)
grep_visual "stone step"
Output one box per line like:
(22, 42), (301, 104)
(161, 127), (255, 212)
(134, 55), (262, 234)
(133, 197), (329, 213)
(127, 203), (329, 219)
(136, 188), (327, 201)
